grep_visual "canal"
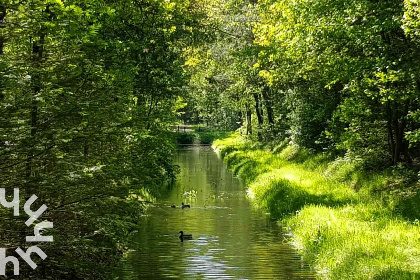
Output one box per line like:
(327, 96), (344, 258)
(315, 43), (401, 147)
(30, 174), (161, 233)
(114, 145), (315, 279)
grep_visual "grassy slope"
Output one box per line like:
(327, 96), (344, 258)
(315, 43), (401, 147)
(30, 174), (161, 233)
(213, 133), (420, 280)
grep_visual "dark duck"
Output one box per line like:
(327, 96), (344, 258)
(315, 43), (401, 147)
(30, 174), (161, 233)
(179, 231), (192, 242)
(181, 202), (190, 209)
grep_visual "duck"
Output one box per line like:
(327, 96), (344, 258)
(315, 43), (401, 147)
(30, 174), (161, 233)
(181, 202), (190, 209)
(179, 231), (192, 241)
(170, 204), (176, 208)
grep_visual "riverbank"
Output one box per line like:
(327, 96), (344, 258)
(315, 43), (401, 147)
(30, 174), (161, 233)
(175, 126), (231, 145)
(213, 133), (420, 280)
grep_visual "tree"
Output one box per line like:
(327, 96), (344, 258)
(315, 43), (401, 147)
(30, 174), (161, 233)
(0, 0), (204, 277)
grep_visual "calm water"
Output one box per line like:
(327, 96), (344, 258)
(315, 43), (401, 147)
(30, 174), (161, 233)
(114, 146), (315, 280)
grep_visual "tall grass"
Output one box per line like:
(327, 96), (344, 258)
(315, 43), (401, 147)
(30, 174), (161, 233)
(213, 133), (420, 280)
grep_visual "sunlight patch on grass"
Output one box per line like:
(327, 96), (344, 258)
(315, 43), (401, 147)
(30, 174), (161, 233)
(213, 133), (420, 280)
(287, 205), (420, 279)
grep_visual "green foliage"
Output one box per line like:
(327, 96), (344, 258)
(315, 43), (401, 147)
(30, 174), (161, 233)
(253, 0), (420, 162)
(187, 0), (420, 166)
(0, 0), (205, 278)
(3, 0), (420, 277)
(197, 131), (232, 144)
(175, 128), (232, 145)
(176, 132), (196, 145)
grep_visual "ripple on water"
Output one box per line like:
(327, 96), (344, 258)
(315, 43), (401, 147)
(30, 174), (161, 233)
(114, 146), (315, 280)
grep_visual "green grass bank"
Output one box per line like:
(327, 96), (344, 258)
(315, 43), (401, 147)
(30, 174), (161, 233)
(213, 133), (420, 280)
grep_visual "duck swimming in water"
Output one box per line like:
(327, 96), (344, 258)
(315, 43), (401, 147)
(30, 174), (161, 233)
(179, 231), (192, 242)
(181, 202), (190, 209)
(170, 204), (176, 208)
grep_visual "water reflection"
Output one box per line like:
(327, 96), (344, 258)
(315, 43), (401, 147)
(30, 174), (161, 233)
(114, 146), (315, 280)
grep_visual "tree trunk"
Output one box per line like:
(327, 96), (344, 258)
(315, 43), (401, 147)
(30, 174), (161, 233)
(253, 93), (263, 141)
(387, 100), (410, 164)
(392, 104), (401, 163)
(399, 101), (410, 163)
(386, 101), (395, 164)
(238, 111), (243, 133)
(26, 34), (44, 179)
(261, 86), (274, 125)
(84, 142), (89, 157)
(246, 108), (252, 135)
(0, 4), (5, 55)
(145, 97), (157, 130)
(0, 4), (6, 101)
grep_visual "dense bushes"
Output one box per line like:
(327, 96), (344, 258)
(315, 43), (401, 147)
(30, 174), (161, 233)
(175, 130), (232, 145)
(0, 0), (203, 278)
(184, 0), (420, 167)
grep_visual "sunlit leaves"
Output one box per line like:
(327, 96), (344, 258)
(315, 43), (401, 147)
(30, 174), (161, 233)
(403, 0), (420, 40)
(249, 0), (420, 160)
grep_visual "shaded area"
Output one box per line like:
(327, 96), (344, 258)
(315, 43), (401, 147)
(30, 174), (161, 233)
(260, 179), (352, 219)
